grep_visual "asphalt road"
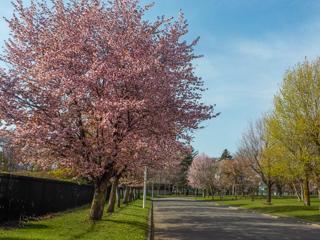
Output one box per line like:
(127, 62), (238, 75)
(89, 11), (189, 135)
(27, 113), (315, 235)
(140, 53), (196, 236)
(153, 198), (320, 240)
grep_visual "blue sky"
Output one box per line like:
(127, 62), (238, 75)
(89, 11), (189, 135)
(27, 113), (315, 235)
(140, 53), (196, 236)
(1, 1), (320, 157)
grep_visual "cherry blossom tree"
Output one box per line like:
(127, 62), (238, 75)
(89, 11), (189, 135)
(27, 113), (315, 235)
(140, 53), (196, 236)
(0, 0), (214, 220)
(187, 153), (218, 196)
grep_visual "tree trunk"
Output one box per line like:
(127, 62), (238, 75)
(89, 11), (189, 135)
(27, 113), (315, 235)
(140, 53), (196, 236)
(266, 182), (272, 204)
(131, 187), (134, 201)
(276, 182), (283, 197)
(292, 182), (302, 201)
(90, 179), (109, 220)
(151, 182), (154, 198)
(210, 186), (214, 199)
(116, 186), (121, 208)
(316, 178), (320, 200)
(107, 177), (119, 213)
(128, 187), (133, 202)
(300, 182), (304, 201)
(106, 185), (112, 203)
(123, 186), (129, 204)
(303, 177), (311, 206)
(202, 188), (207, 198)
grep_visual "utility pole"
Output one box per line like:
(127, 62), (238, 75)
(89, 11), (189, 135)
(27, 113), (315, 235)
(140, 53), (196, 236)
(143, 166), (147, 208)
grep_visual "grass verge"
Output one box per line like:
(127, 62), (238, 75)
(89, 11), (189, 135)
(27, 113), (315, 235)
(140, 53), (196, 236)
(0, 199), (150, 240)
(195, 195), (320, 223)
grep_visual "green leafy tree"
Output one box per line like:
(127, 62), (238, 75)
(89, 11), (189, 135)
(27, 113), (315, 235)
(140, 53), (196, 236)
(267, 58), (320, 206)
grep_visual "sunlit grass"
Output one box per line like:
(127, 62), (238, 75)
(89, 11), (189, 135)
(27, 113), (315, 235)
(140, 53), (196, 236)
(0, 199), (150, 240)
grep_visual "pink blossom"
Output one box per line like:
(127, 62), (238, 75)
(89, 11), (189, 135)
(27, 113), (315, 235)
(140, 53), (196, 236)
(0, 0), (214, 184)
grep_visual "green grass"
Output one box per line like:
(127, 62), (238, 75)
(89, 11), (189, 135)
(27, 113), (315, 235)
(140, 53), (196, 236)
(195, 195), (320, 223)
(0, 199), (150, 240)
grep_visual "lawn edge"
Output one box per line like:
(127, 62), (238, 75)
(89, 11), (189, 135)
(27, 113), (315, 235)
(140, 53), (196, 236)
(216, 200), (320, 227)
(147, 199), (154, 240)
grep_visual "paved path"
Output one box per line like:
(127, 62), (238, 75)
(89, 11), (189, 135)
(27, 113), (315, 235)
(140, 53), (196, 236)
(153, 198), (320, 240)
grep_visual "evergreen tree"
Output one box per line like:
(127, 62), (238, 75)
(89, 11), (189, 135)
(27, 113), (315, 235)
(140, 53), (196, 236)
(220, 149), (232, 160)
(178, 148), (198, 193)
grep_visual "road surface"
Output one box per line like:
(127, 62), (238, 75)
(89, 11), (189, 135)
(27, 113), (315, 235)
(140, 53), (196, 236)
(153, 198), (320, 240)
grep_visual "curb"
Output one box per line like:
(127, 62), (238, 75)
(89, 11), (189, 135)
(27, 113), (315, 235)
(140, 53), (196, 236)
(261, 213), (279, 219)
(228, 206), (239, 210)
(147, 200), (154, 240)
(311, 223), (320, 228)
